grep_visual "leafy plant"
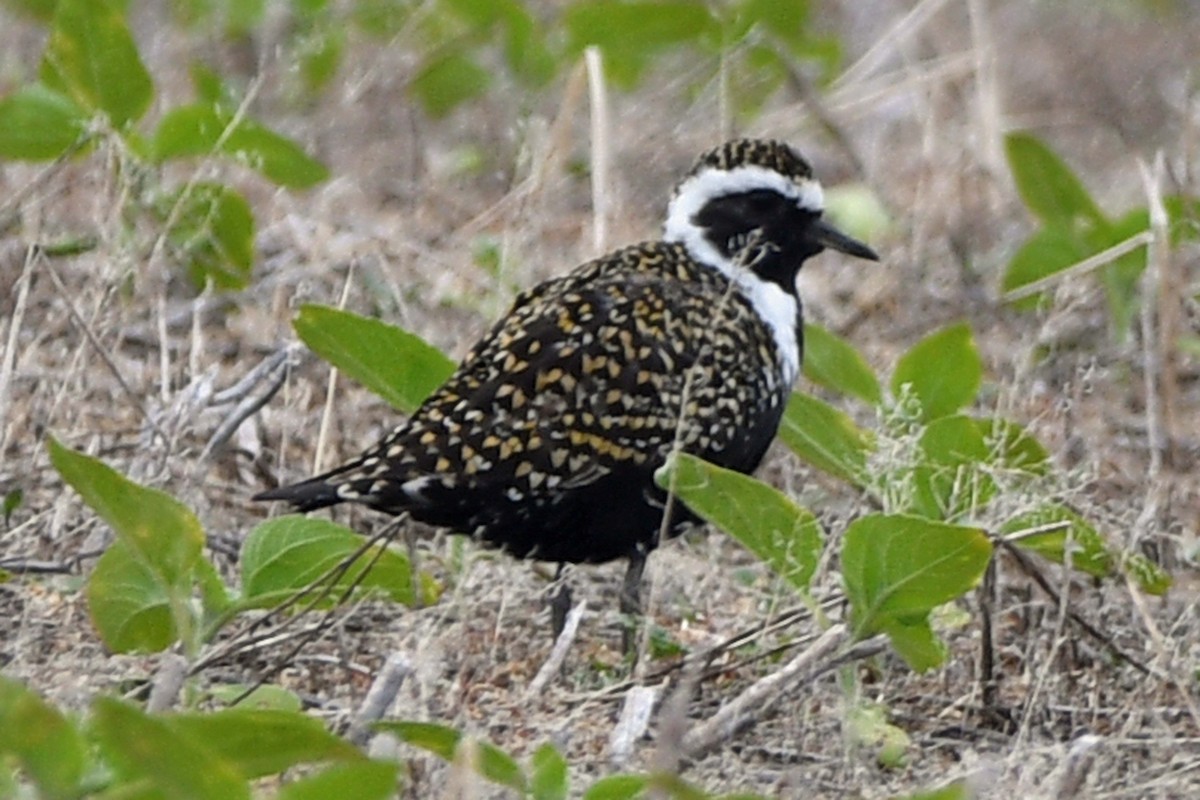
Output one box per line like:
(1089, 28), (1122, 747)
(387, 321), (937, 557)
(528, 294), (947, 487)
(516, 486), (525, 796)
(47, 436), (420, 659)
(1002, 131), (1199, 337)
(0, 675), (395, 800)
(138, 0), (841, 121)
(0, 0), (327, 290)
(286, 302), (1170, 675)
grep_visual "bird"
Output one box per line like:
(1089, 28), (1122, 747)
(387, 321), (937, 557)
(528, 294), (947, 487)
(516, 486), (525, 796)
(255, 138), (878, 638)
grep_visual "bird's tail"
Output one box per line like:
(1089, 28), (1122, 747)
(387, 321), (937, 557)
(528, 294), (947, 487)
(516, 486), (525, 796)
(253, 459), (367, 512)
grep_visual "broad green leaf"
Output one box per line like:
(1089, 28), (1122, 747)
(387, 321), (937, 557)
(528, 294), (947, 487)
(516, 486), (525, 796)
(564, 1), (716, 88)
(502, 5), (557, 86)
(378, 722), (526, 792)
(206, 684), (302, 712)
(409, 52), (492, 118)
(778, 392), (872, 486)
(86, 541), (176, 652)
(1005, 132), (1106, 229)
(1092, 207), (1151, 338)
(803, 322), (881, 405)
(381, 720), (458, 759)
(48, 438), (203, 589)
(1004, 506), (1112, 577)
(737, 0), (811, 44)
(40, 0), (152, 127)
(0, 677), (85, 800)
(297, 25), (345, 93)
(530, 742), (569, 800)
(656, 453), (822, 594)
(1125, 552), (1172, 596)
(0, 84), (89, 160)
(165, 709), (360, 779)
(897, 781), (971, 800)
(878, 618), (945, 673)
(909, 415), (1046, 522)
(240, 516), (415, 608)
(293, 304), (456, 413)
(278, 761), (400, 800)
(581, 774), (650, 800)
(979, 417), (1050, 474)
(91, 697), (250, 800)
(842, 514), (991, 668)
(890, 323), (981, 422)
(910, 415), (991, 521)
(152, 104), (328, 188)
(4, 0), (58, 22)
(1003, 505), (1171, 595)
(166, 182), (255, 290)
(195, 555), (234, 623)
(1001, 226), (1088, 306)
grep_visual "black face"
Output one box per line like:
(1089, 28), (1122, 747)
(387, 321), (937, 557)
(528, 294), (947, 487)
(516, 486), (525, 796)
(692, 189), (825, 290)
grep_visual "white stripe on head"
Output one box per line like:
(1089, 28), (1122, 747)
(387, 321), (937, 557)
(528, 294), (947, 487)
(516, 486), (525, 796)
(662, 164), (816, 388)
(663, 164), (825, 256)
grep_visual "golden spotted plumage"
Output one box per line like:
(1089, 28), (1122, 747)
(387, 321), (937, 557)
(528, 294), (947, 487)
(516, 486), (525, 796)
(256, 138), (878, 575)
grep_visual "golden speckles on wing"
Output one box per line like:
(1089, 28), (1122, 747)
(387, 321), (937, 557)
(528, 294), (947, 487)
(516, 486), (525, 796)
(328, 239), (791, 545)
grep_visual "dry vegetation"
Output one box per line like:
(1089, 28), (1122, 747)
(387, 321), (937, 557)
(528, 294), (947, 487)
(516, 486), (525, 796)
(2, 1), (1199, 797)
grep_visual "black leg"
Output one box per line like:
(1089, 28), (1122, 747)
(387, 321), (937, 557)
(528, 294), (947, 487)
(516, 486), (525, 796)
(549, 562), (572, 639)
(620, 549), (646, 654)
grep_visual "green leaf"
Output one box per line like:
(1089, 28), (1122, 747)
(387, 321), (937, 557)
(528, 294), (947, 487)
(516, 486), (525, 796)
(896, 781), (971, 800)
(656, 453), (823, 594)
(278, 761), (400, 800)
(530, 742), (569, 800)
(0, 83), (89, 160)
(910, 415), (991, 521)
(979, 417), (1050, 474)
(803, 322), (881, 405)
(409, 52), (492, 118)
(1092, 207), (1152, 339)
(164, 709), (360, 779)
(1004, 132), (1106, 229)
(778, 391), (872, 486)
(166, 182), (255, 290)
(564, 1), (716, 88)
(91, 697), (250, 800)
(1001, 226), (1088, 306)
(0, 677), (86, 800)
(240, 516), (415, 608)
(737, 0), (812, 44)
(501, 3), (558, 86)
(40, 0), (152, 127)
(878, 618), (946, 673)
(842, 514), (991, 669)
(1124, 552), (1172, 596)
(1004, 505), (1112, 577)
(86, 540), (176, 652)
(1003, 505), (1170, 594)
(891, 323), (981, 422)
(3, 0), (59, 22)
(582, 774), (650, 800)
(48, 438), (203, 590)
(206, 684), (303, 712)
(3, 487), (22, 524)
(152, 104), (329, 188)
(378, 722), (526, 791)
(293, 304), (456, 413)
